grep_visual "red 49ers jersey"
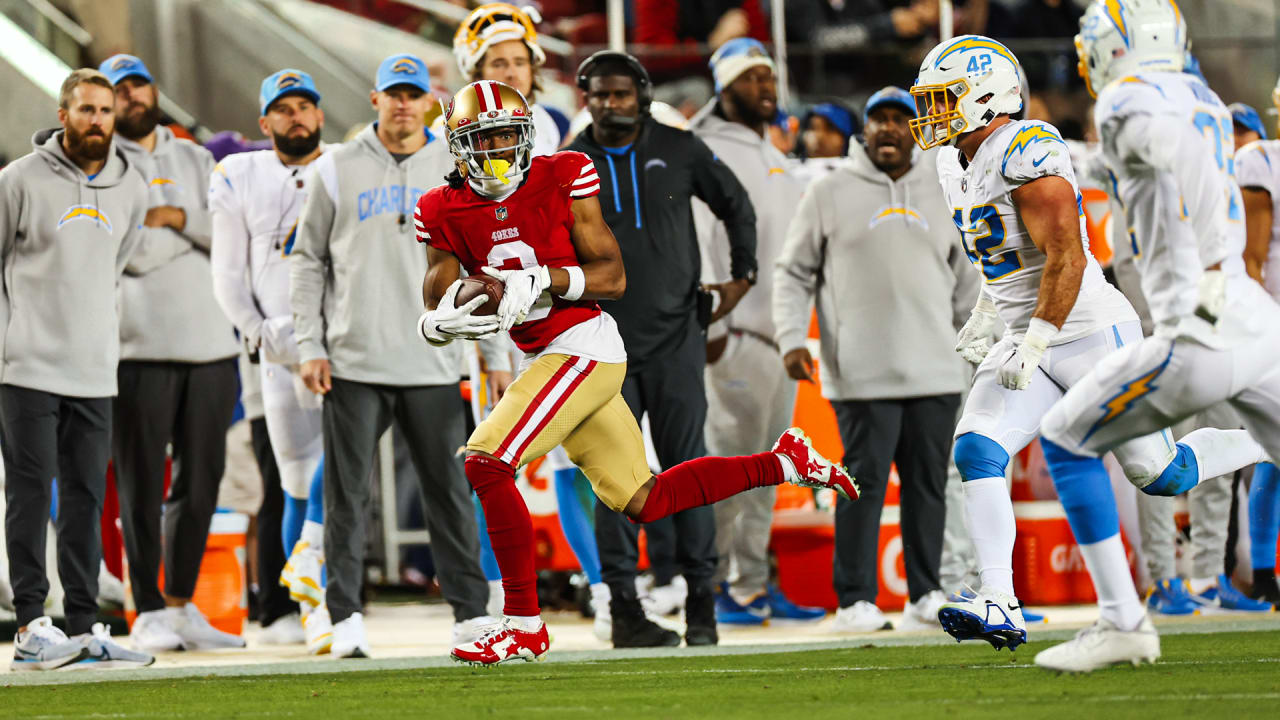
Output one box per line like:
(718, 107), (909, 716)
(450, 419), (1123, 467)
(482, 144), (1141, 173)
(415, 152), (602, 354)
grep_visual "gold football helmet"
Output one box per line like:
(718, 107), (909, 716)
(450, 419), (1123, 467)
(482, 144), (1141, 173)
(445, 80), (535, 195)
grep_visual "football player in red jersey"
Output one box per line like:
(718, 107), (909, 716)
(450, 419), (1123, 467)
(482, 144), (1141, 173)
(414, 80), (860, 666)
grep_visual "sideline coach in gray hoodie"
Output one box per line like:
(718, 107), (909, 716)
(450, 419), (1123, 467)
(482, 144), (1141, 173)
(98, 55), (242, 648)
(773, 88), (976, 630)
(0, 70), (147, 641)
(289, 54), (498, 655)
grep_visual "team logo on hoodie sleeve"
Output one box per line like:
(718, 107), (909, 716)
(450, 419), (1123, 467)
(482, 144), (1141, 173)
(57, 204), (113, 233)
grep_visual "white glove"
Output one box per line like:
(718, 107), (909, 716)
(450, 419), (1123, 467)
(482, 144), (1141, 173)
(956, 293), (999, 365)
(260, 316), (300, 365)
(996, 318), (1056, 390)
(1195, 269), (1226, 325)
(418, 280), (500, 346)
(482, 264), (551, 332)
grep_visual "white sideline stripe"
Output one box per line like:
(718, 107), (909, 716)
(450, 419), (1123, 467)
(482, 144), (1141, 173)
(570, 184), (600, 197)
(499, 356), (591, 463)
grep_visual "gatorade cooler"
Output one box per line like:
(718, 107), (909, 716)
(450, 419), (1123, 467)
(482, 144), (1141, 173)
(771, 505), (908, 612)
(124, 511), (249, 636)
(1012, 501), (1134, 606)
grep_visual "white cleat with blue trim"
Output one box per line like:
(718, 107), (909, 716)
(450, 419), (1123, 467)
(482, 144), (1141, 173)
(64, 623), (155, 670)
(937, 586), (1027, 651)
(1034, 614), (1160, 673)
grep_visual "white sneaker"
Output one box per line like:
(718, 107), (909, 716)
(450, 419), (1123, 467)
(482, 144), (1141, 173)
(453, 614), (501, 645)
(485, 579), (504, 619)
(130, 609), (183, 653)
(937, 586), (1027, 651)
(302, 605), (333, 655)
(1034, 614), (1161, 673)
(66, 623), (155, 669)
(259, 612), (305, 646)
(96, 562), (125, 606)
(831, 601), (892, 632)
(590, 583), (612, 642)
(281, 542), (325, 608)
(898, 589), (946, 631)
(331, 612), (370, 658)
(641, 575), (687, 616)
(11, 616), (88, 671)
(170, 603), (247, 650)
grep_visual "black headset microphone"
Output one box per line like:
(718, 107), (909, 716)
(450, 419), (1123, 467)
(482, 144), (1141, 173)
(575, 50), (654, 125)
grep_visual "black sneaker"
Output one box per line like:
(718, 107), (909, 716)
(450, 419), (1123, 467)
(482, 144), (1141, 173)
(684, 583), (718, 646)
(1252, 568), (1280, 607)
(610, 591), (680, 648)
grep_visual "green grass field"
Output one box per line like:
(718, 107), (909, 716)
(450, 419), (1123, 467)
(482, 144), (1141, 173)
(8, 630), (1279, 719)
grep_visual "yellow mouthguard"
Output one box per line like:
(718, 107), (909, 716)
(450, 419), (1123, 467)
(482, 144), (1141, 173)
(483, 158), (512, 184)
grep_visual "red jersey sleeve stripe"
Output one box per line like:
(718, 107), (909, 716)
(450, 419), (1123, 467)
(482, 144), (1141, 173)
(569, 183), (600, 197)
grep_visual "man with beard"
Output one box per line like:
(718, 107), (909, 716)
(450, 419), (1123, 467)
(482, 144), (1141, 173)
(97, 54), (243, 654)
(210, 68), (333, 654)
(688, 39), (823, 627)
(0, 68), (153, 670)
(565, 51), (758, 649)
(290, 54), (502, 658)
(774, 87), (975, 632)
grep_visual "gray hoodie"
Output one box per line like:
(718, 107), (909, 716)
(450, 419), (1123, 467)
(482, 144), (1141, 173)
(773, 141), (976, 401)
(290, 124), (509, 386)
(692, 106), (806, 342)
(116, 127), (238, 363)
(0, 129), (148, 397)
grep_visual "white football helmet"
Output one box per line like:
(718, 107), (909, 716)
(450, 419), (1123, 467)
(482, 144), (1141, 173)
(909, 35), (1023, 150)
(1075, 0), (1188, 98)
(453, 3), (546, 79)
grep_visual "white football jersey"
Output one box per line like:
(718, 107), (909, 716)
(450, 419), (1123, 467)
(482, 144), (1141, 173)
(1234, 138), (1280, 299)
(208, 149), (320, 319)
(1094, 72), (1245, 330)
(937, 119), (1134, 344)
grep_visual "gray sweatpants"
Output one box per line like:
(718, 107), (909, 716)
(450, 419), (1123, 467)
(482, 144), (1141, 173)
(705, 331), (795, 600)
(1137, 403), (1239, 581)
(322, 378), (487, 624)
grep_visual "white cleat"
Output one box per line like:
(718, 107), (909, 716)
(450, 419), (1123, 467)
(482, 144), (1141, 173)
(453, 615), (501, 646)
(170, 603), (247, 650)
(937, 587), (1027, 651)
(129, 609), (183, 653)
(898, 589), (947, 632)
(258, 612), (305, 646)
(773, 428), (860, 501)
(831, 601), (892, 632)
(590, 583), (612, 642)
(281, 542), (325, 609)
(331, 612), (370, 659)
(302, 605), (333, 655)
(641, 575), (687, 616)
(1034, 614), (1161, 673)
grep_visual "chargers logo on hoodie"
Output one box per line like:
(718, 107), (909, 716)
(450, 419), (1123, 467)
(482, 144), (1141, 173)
(868, 206), (928, 231)
(57, 205), (113, 233)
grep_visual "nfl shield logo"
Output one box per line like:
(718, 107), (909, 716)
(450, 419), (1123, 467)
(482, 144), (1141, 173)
(496, 206), (508, 221)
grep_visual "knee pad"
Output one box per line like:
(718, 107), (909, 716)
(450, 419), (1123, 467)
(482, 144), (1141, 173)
(953, 433), (1010, 482)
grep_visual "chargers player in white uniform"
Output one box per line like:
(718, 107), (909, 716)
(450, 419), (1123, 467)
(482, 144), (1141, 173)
(1029, 0), (1280, 671)
(908, 33), (1268, 665)
(1234, 86), (1280, 609)
(209, 69), (331, 654)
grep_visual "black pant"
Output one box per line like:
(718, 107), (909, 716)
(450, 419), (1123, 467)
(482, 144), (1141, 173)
(831, 394), (959, 606)
(112, 359), (238, 613)
(251, 416), (295, 625)
(595, 322), (717, 594)
(322, 378), (487, 624)
(1, 385), (111, 634)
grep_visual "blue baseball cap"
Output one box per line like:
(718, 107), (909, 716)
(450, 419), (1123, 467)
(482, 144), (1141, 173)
(1230, 102), (1267, 140)
(260, 69), (321, 116)
(863, 86), (916, 123)
(98, 54), (153, 86)
(709, 38), (775, 94)
(806, 103), (856, 140)
(375, 54), (431, 93)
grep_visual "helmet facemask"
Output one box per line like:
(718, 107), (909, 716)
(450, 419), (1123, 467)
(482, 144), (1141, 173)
(448, 115), (534, 197)
(909, 79), (971, 150)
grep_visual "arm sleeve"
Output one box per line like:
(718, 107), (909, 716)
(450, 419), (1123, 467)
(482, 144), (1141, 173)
(1235, 143), (1276, 193)
(179, 148), (215, 251)
(289, 167), (335, 364)
(209, 172), (266, 345)
(687, 134), (758, 281)
(772, 185), (824, 354)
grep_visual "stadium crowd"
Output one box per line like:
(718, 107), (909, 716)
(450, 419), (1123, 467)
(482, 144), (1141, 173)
(1, 0), (1278, 674)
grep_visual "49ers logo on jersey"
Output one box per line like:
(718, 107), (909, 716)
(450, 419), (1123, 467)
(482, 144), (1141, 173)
(492, 226), (520, 242)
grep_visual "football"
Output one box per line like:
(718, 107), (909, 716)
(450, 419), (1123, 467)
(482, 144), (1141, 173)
(454, 274), (504, 316)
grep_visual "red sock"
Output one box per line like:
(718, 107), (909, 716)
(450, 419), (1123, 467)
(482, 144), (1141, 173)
(464, 455), (539, 617)
(633, 453), (784, 523)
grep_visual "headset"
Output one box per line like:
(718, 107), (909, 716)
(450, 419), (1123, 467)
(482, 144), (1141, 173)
(575, 50), (653, 115)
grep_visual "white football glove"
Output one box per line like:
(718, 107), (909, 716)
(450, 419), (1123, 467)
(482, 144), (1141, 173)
(1195, 269), (1226, 325)
(260, 315), (300, 365)
(418, 280), (500, 346)
(482, 264), (551, 332)
(996, 318), (1056, 390)
(956, 292), (999, 365)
